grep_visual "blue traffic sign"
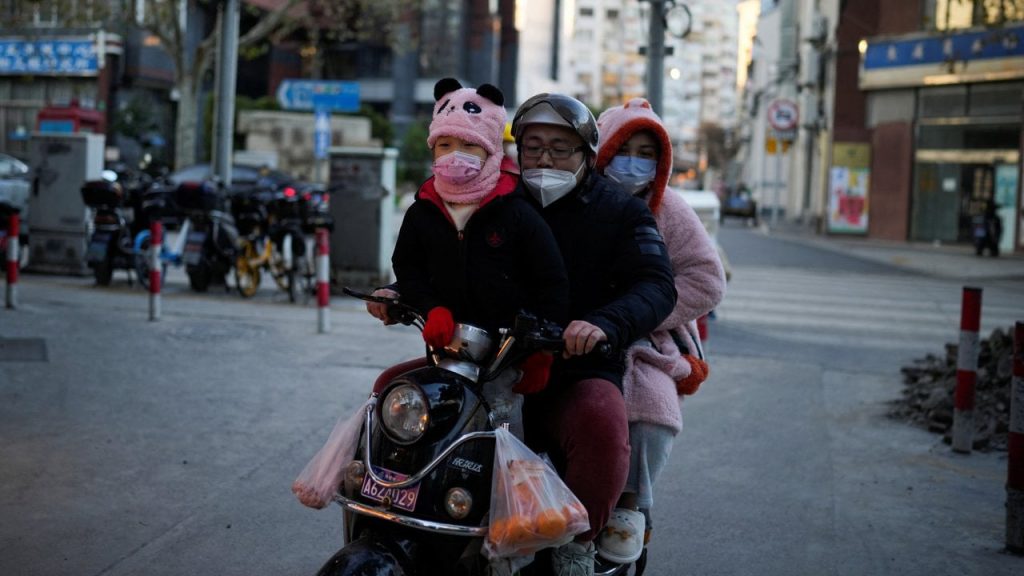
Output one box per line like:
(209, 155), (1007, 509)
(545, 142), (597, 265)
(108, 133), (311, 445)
(277, 79), (360, 112)
(314, 108), (330, 160)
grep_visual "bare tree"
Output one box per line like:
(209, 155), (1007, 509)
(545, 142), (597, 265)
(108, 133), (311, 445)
(137, 0), (398, 168)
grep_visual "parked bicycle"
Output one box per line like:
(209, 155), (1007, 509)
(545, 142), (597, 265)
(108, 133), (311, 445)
(232, 188), (301, 301)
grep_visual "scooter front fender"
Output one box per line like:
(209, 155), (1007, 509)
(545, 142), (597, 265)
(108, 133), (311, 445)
(315, 535), (412, 576)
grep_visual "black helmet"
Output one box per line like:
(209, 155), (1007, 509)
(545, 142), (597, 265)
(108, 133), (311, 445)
(511, 93), (599, 156)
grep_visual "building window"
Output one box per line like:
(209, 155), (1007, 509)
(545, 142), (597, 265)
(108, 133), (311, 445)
(924, 0), (1024, 30)
(968, 81), (1024, 116)
(918, 85), (967, 118)
(607, 9), (619, 20)
(580, 7), (594, 17)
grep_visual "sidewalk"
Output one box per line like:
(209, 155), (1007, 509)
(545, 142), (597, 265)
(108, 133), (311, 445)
(756, 220), (1024, 281)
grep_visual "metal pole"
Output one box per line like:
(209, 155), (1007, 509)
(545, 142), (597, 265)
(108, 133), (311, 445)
(316, 228), (331, 334)
(646, 0), (665, 115)
(1008, 321), (1024, 554)
(213, 0), (240, 187)
(5, 213), (18, 309)
(952, 286), (983, 454)
(772, 142), (782, 227)
(148, 221), (162, 322)
(760, 132), (769, 226)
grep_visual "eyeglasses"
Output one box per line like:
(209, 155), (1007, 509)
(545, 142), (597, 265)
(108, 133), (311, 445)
(521, 145), (584, 159)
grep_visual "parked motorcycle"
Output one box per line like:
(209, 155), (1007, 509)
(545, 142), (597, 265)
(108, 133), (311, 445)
(80, 168), (149, 285)
(315, 289), (631, 576)
(175, 180), (239, 292)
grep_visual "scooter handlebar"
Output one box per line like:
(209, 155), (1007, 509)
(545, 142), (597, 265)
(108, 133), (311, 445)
(342, 286), (425, 327)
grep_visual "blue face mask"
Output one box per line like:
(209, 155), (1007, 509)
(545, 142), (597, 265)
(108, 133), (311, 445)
(605, 155), (657, 195)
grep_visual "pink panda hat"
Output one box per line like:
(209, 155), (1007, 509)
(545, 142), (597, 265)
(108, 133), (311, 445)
(428, 78), (507, 204)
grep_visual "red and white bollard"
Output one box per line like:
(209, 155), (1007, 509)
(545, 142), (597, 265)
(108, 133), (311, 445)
(316, 228), (330, 333)
(149, 221), (162, 321)
(1007, 321), (1024, 554)
(952, 286), (983, 454)
(5, 213), (19, 309)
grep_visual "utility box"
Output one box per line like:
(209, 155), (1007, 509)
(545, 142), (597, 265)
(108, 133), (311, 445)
(26, 132), (105, 274)
(327, 146), (397, 288)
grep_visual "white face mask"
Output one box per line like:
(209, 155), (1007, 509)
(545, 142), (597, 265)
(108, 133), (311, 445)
(523, 162), (585, 207)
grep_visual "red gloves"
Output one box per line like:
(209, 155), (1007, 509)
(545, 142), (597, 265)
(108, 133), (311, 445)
(513, 352), (554, 394)
(675, 355), (709, 396)
(422, 307), (455, 348)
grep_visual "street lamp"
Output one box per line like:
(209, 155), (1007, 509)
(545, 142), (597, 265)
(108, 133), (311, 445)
(640, 1), (691, 115)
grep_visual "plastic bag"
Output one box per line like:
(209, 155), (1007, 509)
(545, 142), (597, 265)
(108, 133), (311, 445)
(292, 397), (372, 509)
(482, 427), (590, 559)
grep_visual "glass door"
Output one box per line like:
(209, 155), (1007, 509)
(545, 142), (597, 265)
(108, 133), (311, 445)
(911, 162), (960, 243)
(994, 163), (1019, 253)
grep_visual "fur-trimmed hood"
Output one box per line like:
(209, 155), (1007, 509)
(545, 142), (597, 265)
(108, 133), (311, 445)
(595, 98), (672, 215)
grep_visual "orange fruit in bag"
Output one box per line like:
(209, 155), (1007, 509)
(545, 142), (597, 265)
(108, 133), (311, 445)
(562, 501), (588, 524)
(536, 507), (568, 538)
(506, 515), (534, 544)
(488, 518), (509, 545)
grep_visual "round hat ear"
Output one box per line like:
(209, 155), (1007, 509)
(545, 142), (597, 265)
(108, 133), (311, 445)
(476, 84), (505, 107)
(434, 77), (463, 101)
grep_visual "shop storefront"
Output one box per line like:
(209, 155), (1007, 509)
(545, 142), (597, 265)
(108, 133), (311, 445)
(860, 24), (1024, 253)
(0, 31), (122, 158)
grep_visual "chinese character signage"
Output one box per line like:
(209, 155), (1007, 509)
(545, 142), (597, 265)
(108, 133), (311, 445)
(828, 142), (871, 235)
(0, 38), (99, 76)
(860, 24), (1024, 88)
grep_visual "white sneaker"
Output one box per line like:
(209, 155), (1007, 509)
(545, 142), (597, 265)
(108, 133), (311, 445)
(551, 540), (596, 576)
(596, 508), (645, 564)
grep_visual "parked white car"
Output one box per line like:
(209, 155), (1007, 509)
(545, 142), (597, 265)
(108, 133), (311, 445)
(678, 189), (721, 241)
(0, 152), (32, 270)
(678, 188), (731, 282)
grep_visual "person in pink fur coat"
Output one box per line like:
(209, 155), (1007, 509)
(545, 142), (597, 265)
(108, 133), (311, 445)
(592, 97), (727, 563)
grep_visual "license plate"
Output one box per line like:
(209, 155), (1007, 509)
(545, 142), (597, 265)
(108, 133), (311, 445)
(86, 235), (110, 263)
(183, 231), (206, 266)
(360, 466), (420, 512)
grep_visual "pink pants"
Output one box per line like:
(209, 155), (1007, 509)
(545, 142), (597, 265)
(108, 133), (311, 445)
(524, 377), (631, 542)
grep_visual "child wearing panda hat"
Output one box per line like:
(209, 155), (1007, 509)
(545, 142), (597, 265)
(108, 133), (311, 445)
(384, 78), (568, 395)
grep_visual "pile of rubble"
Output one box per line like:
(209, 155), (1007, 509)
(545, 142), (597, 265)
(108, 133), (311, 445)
(890, 326), (1017, 452)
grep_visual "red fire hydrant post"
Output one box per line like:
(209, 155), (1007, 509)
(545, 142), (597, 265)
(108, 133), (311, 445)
(952, 286), (983, 454)
(5, 213), (19, 309)
(149, 221), (162, 321)
(316, 228), (330, 333)
(1007, 321), (1024, 554)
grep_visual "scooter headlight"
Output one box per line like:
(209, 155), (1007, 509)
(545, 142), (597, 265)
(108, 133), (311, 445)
(381, 384), (429, 443)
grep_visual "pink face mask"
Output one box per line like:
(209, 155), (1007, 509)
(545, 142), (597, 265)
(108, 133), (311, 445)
(433, 151), (484, 185)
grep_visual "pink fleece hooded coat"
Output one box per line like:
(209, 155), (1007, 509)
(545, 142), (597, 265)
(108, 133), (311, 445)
(596, 98), (727, 432)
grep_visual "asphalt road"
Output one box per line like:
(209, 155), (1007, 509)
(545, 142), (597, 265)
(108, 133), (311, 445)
(1, 227), (1023, 575)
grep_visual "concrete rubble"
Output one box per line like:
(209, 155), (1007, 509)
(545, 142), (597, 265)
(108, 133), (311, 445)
(892, 325), (1016, 451)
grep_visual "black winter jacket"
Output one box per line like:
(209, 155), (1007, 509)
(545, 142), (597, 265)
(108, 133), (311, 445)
(525, 172), (677, 385)
(392, 173), (569, 333)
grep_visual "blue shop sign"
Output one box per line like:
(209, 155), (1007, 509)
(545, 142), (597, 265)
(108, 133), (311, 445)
(860, 24), (1024, 88)
(0, 38), (99, 76)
